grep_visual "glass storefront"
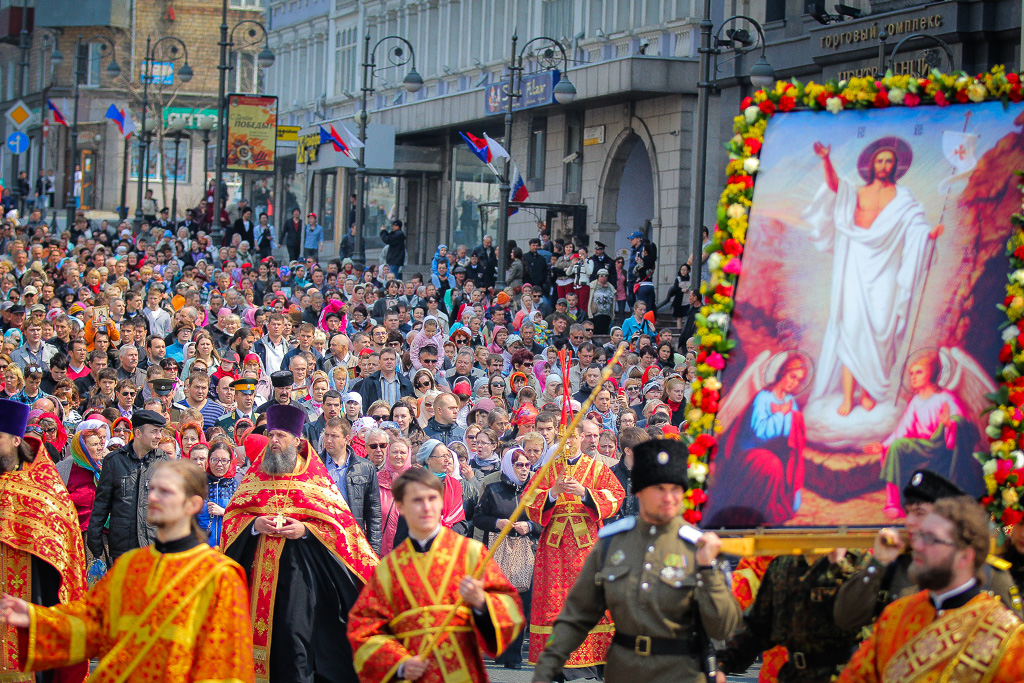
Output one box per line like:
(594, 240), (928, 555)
(449, 145), (500, 247)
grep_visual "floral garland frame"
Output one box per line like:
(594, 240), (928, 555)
(682, 66), (1024, 527)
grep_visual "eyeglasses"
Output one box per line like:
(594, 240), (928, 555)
(113, 426), (130, 433)
(210, 458), (232, 465)
(43, 427), (58, 436)
(429, 453), (451, 461)
(367, 442), (388, 450)
(521, 362), (534, 368)
(914, 532), (957, 548)
(627, 386), (640, 393)
(513, 462), (530, 469)
(477, 440), (493, 447)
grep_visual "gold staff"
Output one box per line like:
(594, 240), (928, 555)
(406, 345), (627, 674)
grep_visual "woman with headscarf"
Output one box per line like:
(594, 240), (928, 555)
(196, 440), (239, 548)
(178, 420), (207, 459)
(36, 411), (69, 461)
(56, 418), (110, 534)
(416, 439), (466, 533)
(473, 446), (540, 669)
(377, 436), (412, 555)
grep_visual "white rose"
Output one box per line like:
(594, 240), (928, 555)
(726, 203), (747, 219)
(983, 459), (999, 476)
(1011, 269), (1024, 285)
(967, 82), (987, 103)
(744, 105), (761, 124)
(743, 157), (760, 174)
(707, 312), (730, 329)
(888, 88), (905, 104)
(1004, 326), (1019, 342)
(825, 97), (844, 114)
(1013, 450), (1024, 468)
(708, 252), (723, 271)
(987, 425), (1004, 440)
(1005, 364), (1022, 381)
(688, 462), (709, 484)
(990, 410), (1006, 427)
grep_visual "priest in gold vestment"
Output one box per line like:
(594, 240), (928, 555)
(838, 496), (1024, 683)
(0, 398), (87, 683)
(1, 459), (256, 683)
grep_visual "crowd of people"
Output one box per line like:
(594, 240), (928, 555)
(0, 204), (1022, 683)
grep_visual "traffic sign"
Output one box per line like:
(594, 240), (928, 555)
(6, 132), (29, 155)
(5, 100), (31, 130)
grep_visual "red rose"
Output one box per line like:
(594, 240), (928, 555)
(873, 90), (889, 108)
(1001, 344), (1014, 363)
(1015, 245), (1024, 259)
(695, 434), (716, 449)
(1006, 295), (1016, 308)
(1003, 507), (1024, 526)
(1011, 84), (1023, 103)
(740, 96), (753, 109)
(1002, 426), (1018, 442)
(904, 93), (921, 107)
(816, 92), (830, 108)
(955, 89), (969, 103)
(1008, 73), (1020, 84)
(744, 138), (762, 154)
(688, 442), (706, 456)
(934, 90), (949, 107)
(689, 489), (708, 505)
(716, 284), (734, 298)
(723, 239), (744, 256)
(1016, 319), (1024, 332)
(778, 95), (796, 111)
(1010, 391), (1024, 408)
(706, 400), (719, 413)
(982, 495), (995, 506)
(683, 509), (703, 524)
(758, 100), (776, 115)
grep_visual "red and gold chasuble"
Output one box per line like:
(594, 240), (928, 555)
(1, 439), (87, 683)
(525, 453), (624, 667)
(19, 543), (255, 683)
(838, 591), (1024, 683)
(222, 441), (378, 682)
(348, 527), (524, 683)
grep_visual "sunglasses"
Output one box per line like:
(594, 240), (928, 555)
(415, 381), (432, 388)
(421, 358), (437, 365)
(513, 462), (530, 468)
(366, 442), (388, 450)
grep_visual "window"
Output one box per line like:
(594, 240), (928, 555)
(231, 52), (256, 93)
(335, 27), (360, 96)
(80, 42), (103, 88)
(542, 0), (574, 42)
(564, 112), (583, 196)
(230, 0), (263, 8)
(527, 117), (547, 188)
(130, 138), (191, 182)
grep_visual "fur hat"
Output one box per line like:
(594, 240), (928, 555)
(631, 438), (690, 494)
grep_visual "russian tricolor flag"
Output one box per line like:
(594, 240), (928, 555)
(319, 124), (358, 158)
(104, 104), (137, 139)
(509, 163), (529, 215)
(459, 131), (509, 165)
(47, 99), (69, 128)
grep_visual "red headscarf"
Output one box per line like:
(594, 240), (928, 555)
(111, 416), (133, 442)
(38, 412), (68, 452)
(179, 421), (208, 457)
(205, 442), (238, 479)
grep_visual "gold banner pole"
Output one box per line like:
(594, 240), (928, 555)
(405, 345), (627, 672)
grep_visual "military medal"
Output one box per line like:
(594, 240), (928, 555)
(610, 549), (626, 566)
(661, 553), (687, 582)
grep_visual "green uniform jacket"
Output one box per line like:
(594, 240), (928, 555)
(717, 552), (868, 683)
(532, 515), (741, 683)
(833, 551), (1023, 632)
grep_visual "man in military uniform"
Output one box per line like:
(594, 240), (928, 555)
(152, 378), (184, 423)
(589, 241), (617, 288)
(532, 438), (741, 683)
(216, 377), (258, 433)
(255, 370), (295, 415)
(715, 547), (869, 683)
(833, 468), (1022, 632)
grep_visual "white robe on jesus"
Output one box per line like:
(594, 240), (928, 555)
(804, 178), (933, 406)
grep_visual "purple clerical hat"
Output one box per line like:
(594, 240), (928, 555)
(267, 403), (306, 438)
(0, 398), (31, 438)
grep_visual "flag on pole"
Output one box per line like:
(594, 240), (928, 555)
(509, 162), (529, 215)
(459, 131), (491, 164)
(105, 104), (137, 139)
(47, 99), (69, 127)
(319, 124), (355, 157)
(337, 122), (364, 153)
(482, 133), (510, 162)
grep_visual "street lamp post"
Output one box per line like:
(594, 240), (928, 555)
(692, 6), (775, 293)
(198, 114), (216, 186)
(354, 34), (423, 266)
(168, 116), (188, 223)
(134, 35), (193, 229)
(212, 0), (275, 246)
(68, 35), (121, 230)
(494, 34), (577, 291)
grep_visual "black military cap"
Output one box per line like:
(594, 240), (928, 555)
(631, 438), (690, 494)
(151, 379), (176, 396)
(131, 409), (166, 429)
(903, 469), (967, 505)
(594, 241), (607, 249)
(271, 370), (294, 388)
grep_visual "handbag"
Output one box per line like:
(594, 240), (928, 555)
(489, 533), (535, 592)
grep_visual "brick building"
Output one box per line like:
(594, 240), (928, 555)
(0, 0), (266, 225)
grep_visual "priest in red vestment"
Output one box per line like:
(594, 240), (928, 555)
(348, 467), (524, 683)
(525, 421), (624, 677)
(0, 398), (88, 683)
(223, 404), (379, 683)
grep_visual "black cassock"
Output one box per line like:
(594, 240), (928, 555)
(226, 522), (364, 683)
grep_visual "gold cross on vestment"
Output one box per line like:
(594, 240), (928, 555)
(416, 610), (435, 630)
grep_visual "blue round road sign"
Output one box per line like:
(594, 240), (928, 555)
(6, 132), (29, 155)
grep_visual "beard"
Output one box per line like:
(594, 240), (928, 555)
(909, 558), (955, 591)
(0, 445), (18, 474)
(261, 441), (298, 475)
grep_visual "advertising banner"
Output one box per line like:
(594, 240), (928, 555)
(226, 94), (277, 173)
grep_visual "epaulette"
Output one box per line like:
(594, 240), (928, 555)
(598, 516), (636, 538)
(987, 555), (1012, 571)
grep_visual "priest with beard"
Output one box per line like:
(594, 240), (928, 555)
(0, 397), (88, 683)
(224, 403), (379, 683)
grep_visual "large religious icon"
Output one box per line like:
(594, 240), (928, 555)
(704, 102), (1024, 528)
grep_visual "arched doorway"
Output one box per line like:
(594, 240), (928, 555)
(596, 130), (658, 262)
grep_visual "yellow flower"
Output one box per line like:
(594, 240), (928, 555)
(1004, 488), (1020, 506)
(967, 83), (987, 102)
(986, 475), (998, 495)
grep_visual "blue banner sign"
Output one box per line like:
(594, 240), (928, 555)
(485, 70), (560, 115)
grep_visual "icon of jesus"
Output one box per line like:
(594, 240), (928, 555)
(803, 136), (944, 416)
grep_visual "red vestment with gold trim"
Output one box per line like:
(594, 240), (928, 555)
(838, 590), (1024, 683)
(1, 439), (87, 683)
(525, 453), (624, 667)
(17, 543), (254, 683)
(222, 441), (378, 683)
(348, 526), (524, 683)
